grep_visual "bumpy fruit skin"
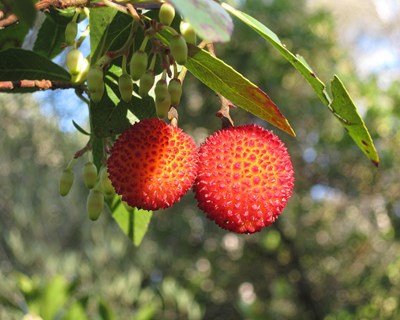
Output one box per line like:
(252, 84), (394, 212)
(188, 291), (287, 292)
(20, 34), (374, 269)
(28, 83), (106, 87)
(87, 189), (104, 221)
(169, 35), (188, 65)
(159, 2), (175, 26)
(130, 50), (148, 81)
(107, 118), (198, 210)
(193, 125), (294, 234)
(83, 161), (98, 189)
(59, 169), (74, 196)
(119, 73), (133, 102)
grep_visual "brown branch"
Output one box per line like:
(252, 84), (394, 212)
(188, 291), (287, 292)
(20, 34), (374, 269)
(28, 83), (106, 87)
(206, 42), (235, 128)
(0, 79), (84, 91)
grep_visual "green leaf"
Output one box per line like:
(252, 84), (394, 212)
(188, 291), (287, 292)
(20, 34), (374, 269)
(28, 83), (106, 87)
(72, 120), (90, 136)
(222, 3), (379, 164)
(156, 29), (294, 135)
(108, 197), (153, 247)
(0, 21), (29, 50)
(330, 76), (379, 166)
(221, 2), (330, 106)
(89, 9), (132, 63)
(0, 48), (70, 81)
(33, 16), (66, 59)
(91, 137), (104, 171)
(170, 0), (233, 43)
(7, 0), (37, 28)
(39, 276), (69, 320)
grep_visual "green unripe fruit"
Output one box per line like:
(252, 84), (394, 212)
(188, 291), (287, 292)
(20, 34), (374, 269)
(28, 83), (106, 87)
(169, 35), (188, 65)
(59, 169), (74, 196)
(155, 93), (171, 118)
(180, 21), (197, 45)
(71, 57), (89, 84)
(159, 2), (175, 26)
(130, 50), (148, 81)
(83, 161), (98, 189)
(65, 21), (78, 45)
(118, 73), (133, 102)
(155, 79), (169, 102)
(100, 167), (115, 196)
(66, 48), (85, 76)
(139, 70), (155, 97)
(168, 78), (182, 106)
(86, 189), (104, 221)
(87, 67), (104, 103)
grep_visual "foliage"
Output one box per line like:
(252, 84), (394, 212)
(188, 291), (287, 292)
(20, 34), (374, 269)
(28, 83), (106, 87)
(0, 0), (396, 319)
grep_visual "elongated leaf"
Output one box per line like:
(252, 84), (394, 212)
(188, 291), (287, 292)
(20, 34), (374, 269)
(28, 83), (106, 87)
(156, 30), (294, 135)
(0, 48), (70, 81)
(33, 16), (65, 59)
(222, 2), (379, 164)
(72, 120), (90, 136)
(170, 0), (233, 43)
(331, 76), (379, 166)
(108, 197), (153, 247)
(221, 2), (330, 106)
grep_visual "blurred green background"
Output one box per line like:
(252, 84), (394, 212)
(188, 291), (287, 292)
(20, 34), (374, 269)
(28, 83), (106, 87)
(1, 0), (400, 319)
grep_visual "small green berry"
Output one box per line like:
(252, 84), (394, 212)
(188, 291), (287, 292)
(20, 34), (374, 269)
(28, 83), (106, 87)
(159, 2), (175, 26)
(87, 189), (104, 221)
(65, 21), (78, 46)
(139, 70), (155, 97)
(83, 161), (98, 189)
(71, 57), (89, 84)
(119, 73), (133, 102)
(180, 21), (196, 45)
(66, 48), (85, 76)
(87, 66), (104, 103)
(169, 35), (188, 65)
(100, 167), (115, 196)
(59, 169), (74, 196)
(155, 93), (171, 118)
(130, 50), (148, 81)
(155, 79), (168, 102)
(168, 78), (182, 106)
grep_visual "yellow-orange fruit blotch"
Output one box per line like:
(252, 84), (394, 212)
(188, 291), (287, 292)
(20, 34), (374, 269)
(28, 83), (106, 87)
(107, 118), (199, 210)
(193, 124), (294, 234)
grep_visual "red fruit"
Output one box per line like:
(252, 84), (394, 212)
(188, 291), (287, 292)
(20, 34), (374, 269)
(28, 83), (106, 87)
(193, 124), (294, 234)
(107, 118), (198, 210)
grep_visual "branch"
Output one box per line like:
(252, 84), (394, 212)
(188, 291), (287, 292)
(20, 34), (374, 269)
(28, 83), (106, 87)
(0, 79), (84, 91)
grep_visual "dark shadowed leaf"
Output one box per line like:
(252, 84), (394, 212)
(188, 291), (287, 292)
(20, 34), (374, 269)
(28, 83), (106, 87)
(33, 16), (66, 59)
(0, 48), (70, 81)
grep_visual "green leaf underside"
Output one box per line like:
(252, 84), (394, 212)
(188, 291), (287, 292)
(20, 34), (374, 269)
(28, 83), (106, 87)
(331, 76), (379, 166)
(222, 2), (379, 165)
(0, 48), (70, 81)
(170, 0), (233, 43)
(109, 197), (153, 247)
(33, 17), (65, 59)
(156, 29), (294, 135)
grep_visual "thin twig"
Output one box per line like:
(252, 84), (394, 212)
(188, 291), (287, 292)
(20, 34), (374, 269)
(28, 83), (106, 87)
(0, 79), (84, 91)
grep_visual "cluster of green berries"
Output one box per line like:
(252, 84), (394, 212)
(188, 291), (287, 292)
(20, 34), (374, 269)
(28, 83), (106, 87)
(59, 160), (115, 221)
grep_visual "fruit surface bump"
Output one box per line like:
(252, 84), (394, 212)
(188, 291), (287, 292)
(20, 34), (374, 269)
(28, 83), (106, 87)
(107, 118), (198, 210)
(193, 124), (294, 234)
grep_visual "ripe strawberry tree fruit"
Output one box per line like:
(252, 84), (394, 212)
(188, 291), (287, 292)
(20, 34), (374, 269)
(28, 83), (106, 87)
(193, 125), (294, 234)
(0, 0), (379, 246)
(107, 118), (198, 210)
